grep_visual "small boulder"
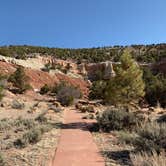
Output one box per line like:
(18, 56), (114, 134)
(11, 100), (25, 109)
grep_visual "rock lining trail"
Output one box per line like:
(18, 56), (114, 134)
(51, 107), (105, 166)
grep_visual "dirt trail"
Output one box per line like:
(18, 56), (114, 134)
(51, 108), (105, 166)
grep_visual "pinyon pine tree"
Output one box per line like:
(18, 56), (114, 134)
(104, 51), (145, 107)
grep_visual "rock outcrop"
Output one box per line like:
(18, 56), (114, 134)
(84, 61), (116, 80)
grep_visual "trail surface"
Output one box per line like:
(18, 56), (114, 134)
(52, 108), (105, 166)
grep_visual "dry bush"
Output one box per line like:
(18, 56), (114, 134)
(40, 84), (51, 94)
(14, 125), (52, 148)
(130, 151), (166, 166)
(116, 130), (137, 145)
(57, 84), (82, 106)
(11, 100), (25, 109)
(133, 122), (166, 153)
(97, 108), (141, 132)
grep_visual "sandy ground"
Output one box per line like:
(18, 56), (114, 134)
(0, 90), (63, 166)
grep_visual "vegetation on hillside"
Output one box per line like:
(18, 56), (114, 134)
(8, 66), (31, 93)
(89, 52), (145, 107)
(143, 68), (166, 107)
(0, 44), (166, 63)
(0, 76), (5, 101)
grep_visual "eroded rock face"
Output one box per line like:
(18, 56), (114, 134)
(103, 61), (116, 79)
(85, 61), (116, 80)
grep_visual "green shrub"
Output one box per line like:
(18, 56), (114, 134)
(41, 63), (51, 72)
(14, 125), (52, 148)
(23, 128), (42, 144)
(14, 126), (48, 148)
(97, 108), (140, 132)
(133, 122), (166, 153)
(8, 66), (32, 93)
(116, 131), (137, 145)
(0, 119), (12, 131)
(104, 51), (145, 107)
(143, 68), (166, 108)
(40, 84), (50, 94)
(14, 128), (42, 148)
(14, 118), (36, 130)
(89, 80), (106, 100)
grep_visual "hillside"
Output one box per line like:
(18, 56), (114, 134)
(0, 49), (165, 166)
(0, 43), (166, 63)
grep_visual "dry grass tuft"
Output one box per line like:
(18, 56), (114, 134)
(130, 150), (166, 166)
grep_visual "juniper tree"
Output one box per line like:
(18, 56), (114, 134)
(104, 51), (145, 107)
(8, 66), (31, 93)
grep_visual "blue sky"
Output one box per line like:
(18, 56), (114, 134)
(0, 0), (166, 48)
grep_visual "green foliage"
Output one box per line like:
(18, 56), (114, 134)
(40, 84), (50, 94)
(97, 108), (140, 132)
(0, 44), (165, 63)
(104, 51), (145, 107)
(0, 119), (12, 131)
(14, 118), (35, 130)
(143, 68), (166, 107)
(133, 122), (166, 153)
(42, 63), (51, 72)
(22, 128), (42, 144)
(89, 80), (106, 100)
(116, 131), (137, 144)
(56, 83), (82, 106)
(8, 66), (31, 93)
(14, 128), (42, 148)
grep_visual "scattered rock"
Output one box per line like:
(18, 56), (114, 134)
(11, 100), (25, 109)
(149, 107), (155, 112)
(54, 101), (61, 107)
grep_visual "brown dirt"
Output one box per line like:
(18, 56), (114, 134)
(92, 132), (133, 166)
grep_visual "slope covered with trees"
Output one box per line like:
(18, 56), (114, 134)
(0, 43), (166, 63)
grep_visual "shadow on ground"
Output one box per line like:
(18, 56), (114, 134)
(61, 122), (89, 131)
(49, 122), (63, 129)
(101, 150), (133, 166)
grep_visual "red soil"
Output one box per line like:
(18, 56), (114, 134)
(0, 61), (89, 96)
